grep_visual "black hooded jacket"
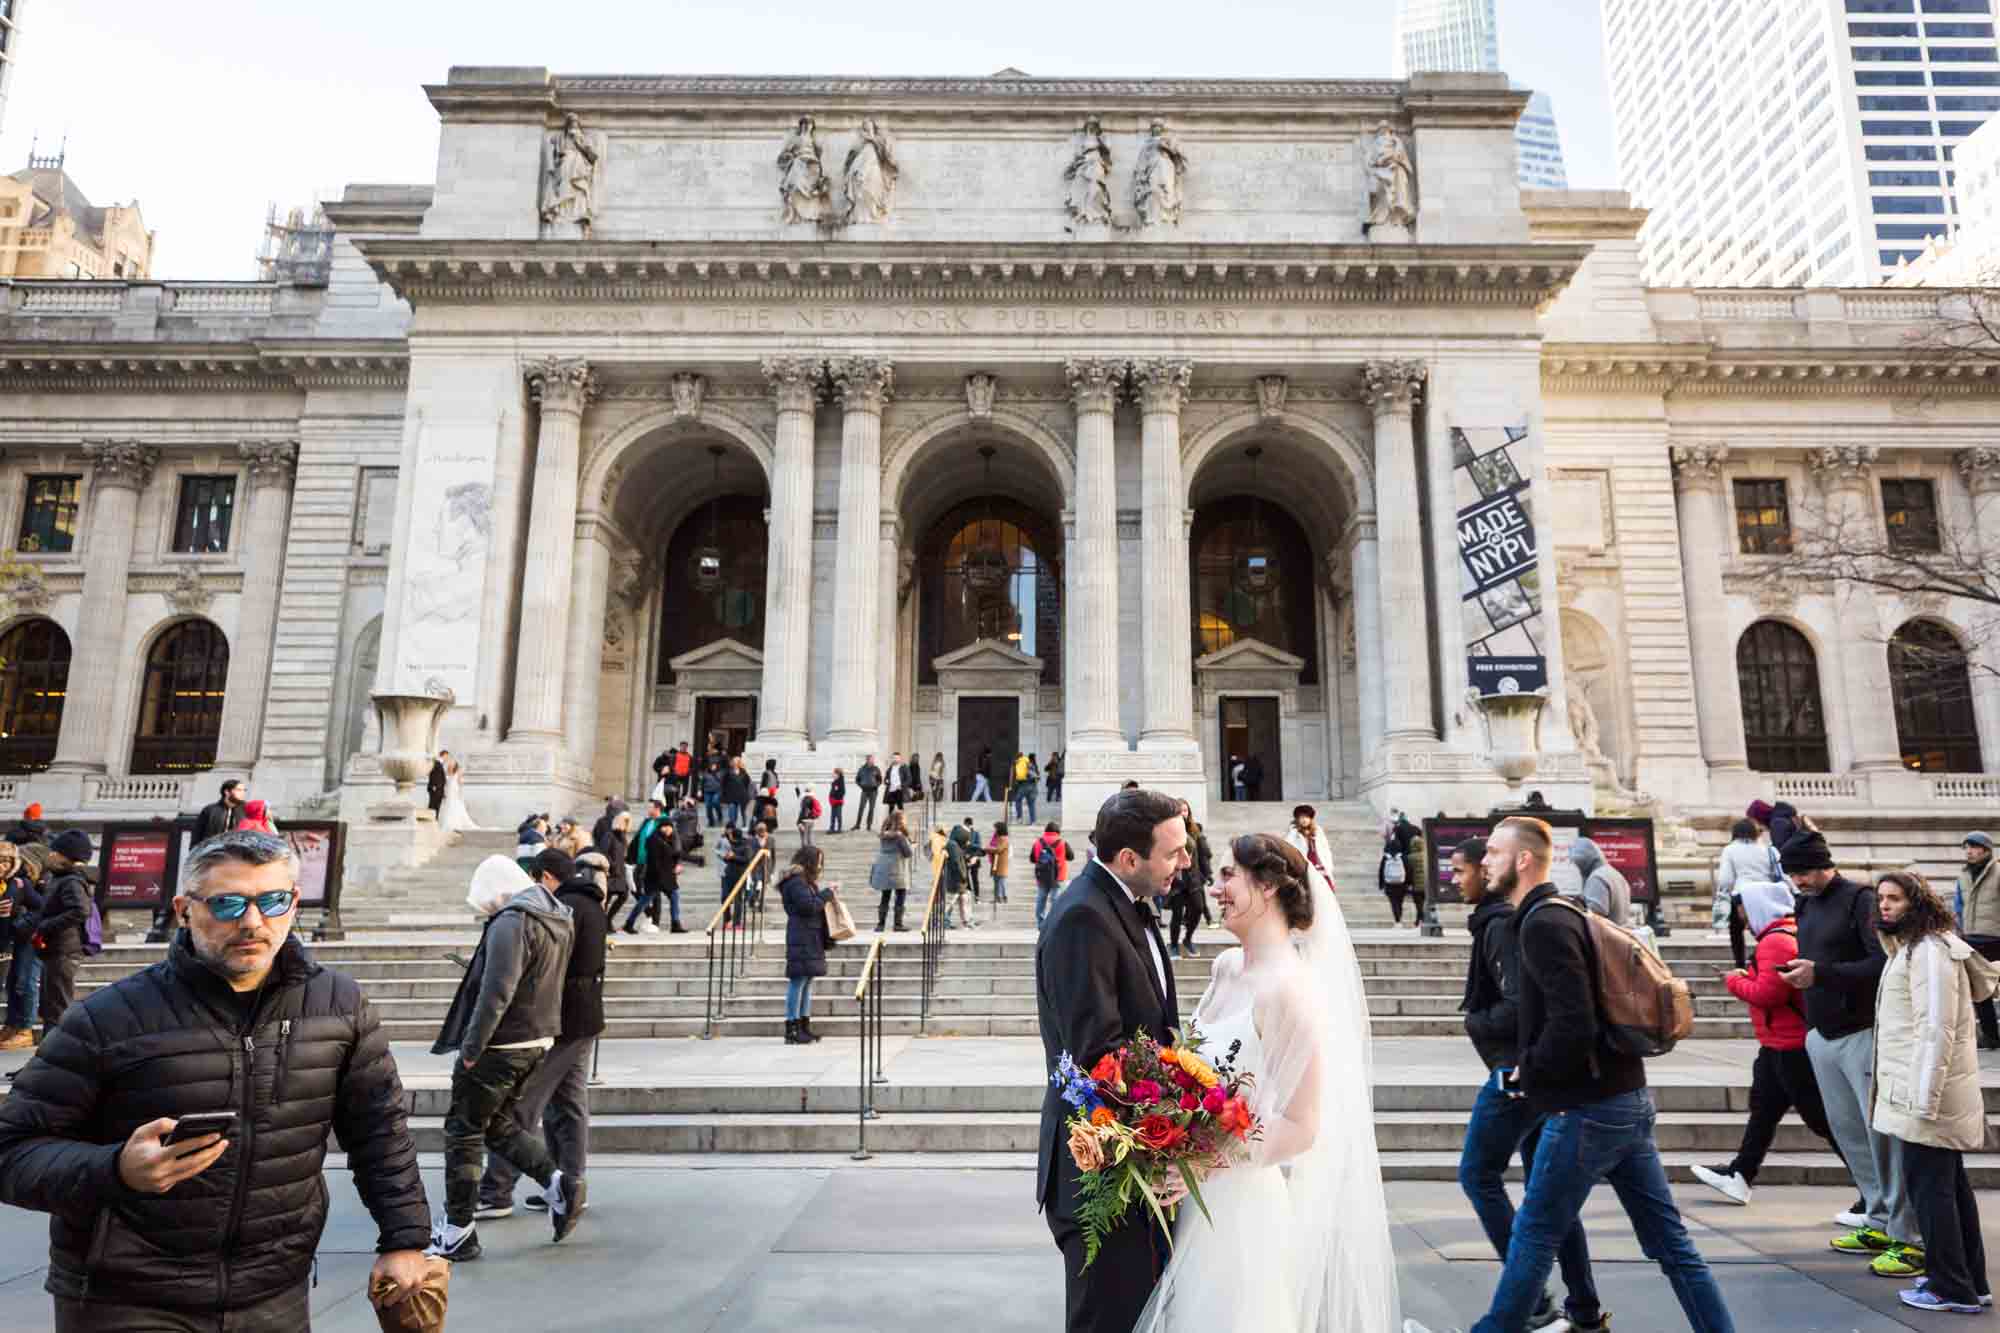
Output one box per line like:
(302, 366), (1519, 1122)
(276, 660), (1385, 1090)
(1794, 873), (1887, 1040)
(1461, 897), (1522, 1070)
(0, 932), (429, 1312)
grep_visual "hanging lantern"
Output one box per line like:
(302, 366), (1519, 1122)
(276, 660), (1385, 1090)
(963, 445), (1009, 594)
(1233, 445), (1276, 604)
(691, 445), (726, 592)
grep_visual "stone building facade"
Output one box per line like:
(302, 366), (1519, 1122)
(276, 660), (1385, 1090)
(0, 67), (1993, 840)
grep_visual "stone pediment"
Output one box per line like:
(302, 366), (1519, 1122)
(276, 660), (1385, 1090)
(1195, 637), (1306, 674)
(933, 637), (1043, 676)
(670, 637), (764, 674)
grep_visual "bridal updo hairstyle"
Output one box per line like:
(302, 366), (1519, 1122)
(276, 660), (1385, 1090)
(1230, 833), (1314, 931)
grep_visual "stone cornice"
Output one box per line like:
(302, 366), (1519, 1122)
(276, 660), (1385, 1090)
(355, 239), (1588, 311)
(0, 339), (409, 393)
(1542, 342), (2000, 398)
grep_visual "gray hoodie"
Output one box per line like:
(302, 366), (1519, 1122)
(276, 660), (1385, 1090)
(432, 885), (576, 1064)
(1570, 837), (1632, 925)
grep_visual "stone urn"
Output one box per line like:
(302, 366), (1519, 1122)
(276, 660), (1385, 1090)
(1468, 687), (1549, 786)
(371, 691), (452, 819)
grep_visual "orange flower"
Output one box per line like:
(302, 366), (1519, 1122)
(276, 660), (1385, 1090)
(1217, 1096), (1254, 1141)
(1156, 1047), (1182, 1069)
(1090, 1106), (1116, 1127)
(1090, 1051), (1126, 1091)
(1068, 1122), (1107, 1173)
(1178, 1052), (1220, 1090)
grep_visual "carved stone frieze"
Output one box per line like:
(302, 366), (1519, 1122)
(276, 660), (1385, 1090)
(1255, 375), (1288, 420)
(964, 372), (998, 419)
(526, 358), (595, 414)
(165, 566), (215, 614)
(1670, 443), (1730, 490)
(1358, 360), (1426, 414)
(1956, 445), (2000, 496)
(0, 565), (51, 614)
(82, 441), (161, 491)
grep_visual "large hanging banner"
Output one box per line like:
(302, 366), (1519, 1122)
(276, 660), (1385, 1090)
(1454, 425), (1548, 696)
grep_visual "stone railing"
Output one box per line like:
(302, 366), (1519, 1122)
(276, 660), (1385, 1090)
(17, 283), (125, 314)
(1928, 775), (2000, 803)
(84, 775), (191, 806)
(1771, 773), (1862, 802)
(168, 285), (276, 316)
(1696, 292), (1798, 321)
(1843, 291), (1938, 323)
(0, 779), (21, 805)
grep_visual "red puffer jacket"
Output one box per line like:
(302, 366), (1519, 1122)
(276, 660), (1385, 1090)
(1725, 916), (1808, 1050)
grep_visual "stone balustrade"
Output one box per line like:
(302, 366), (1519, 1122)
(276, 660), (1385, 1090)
(83, 775), (192, 806)
(1771, 773), (1863, 803)
(1927, 775), (2000, 804)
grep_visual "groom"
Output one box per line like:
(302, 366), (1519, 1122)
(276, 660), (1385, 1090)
(1037, 788), (1192, 1332)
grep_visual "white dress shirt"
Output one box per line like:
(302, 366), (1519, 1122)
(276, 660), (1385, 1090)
(1095, 857), (1171, 1004)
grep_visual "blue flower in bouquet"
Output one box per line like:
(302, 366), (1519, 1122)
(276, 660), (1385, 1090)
(1052, 1051), (1103, 1113)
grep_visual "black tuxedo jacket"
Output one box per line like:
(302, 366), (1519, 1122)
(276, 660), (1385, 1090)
(1035, 858), (1180, 1208)
(427, 762), (447, 795)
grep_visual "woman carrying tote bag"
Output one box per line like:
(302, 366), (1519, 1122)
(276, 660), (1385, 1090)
(780, 846), (839, 1045)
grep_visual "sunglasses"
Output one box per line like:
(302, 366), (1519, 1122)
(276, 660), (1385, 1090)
(193, 890), (298, 923)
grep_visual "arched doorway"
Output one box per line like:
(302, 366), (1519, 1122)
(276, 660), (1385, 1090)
(339, 616), (383, 781)
(133, 619), (230, 773)
(1736, 620), (1830, 773)
(1560, 609), (1627, 780)
(656, 494), (771, 686)
(0, 618), (70, 773)
(1888, 618), (1983, 773)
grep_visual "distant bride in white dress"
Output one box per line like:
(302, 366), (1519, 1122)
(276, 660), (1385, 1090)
(1135, 833), (1399, 1333)
(437, 754), (481, 834)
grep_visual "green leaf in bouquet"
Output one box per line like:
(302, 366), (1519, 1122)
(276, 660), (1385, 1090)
(1133, 1167), (1175, 1255)
(1178, 1159), (1214, 1229)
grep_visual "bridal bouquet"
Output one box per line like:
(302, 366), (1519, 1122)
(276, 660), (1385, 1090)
(1052, 1024), (1259, 1269)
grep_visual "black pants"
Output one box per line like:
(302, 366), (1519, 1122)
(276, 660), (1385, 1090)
(1904, 1137), (1990, 1306)
(444, 1045), (559, 1226)
(1048, 1154), (1163, 1333)
(56, 1283), (310, 1332)
(1384, 880), (1423, 923)
(1169, 895), (1200, 951)
(1966, 936), (2000, 1044)
(855, 788), (878, 830)
(876, 887), (906, 931)
(39, 949), (79, 1032)
(1728, 1046), (1837, 1184)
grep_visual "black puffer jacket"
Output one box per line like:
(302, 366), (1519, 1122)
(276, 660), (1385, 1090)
(1461, 897), (1521, 1070)
(0, 932), (430, 1312)
(553, 879), (608, 1041)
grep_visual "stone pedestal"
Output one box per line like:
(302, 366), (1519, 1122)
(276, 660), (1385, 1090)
(758, 357), (823, 751)
(218, 441), (299, 770)
(509, 358), (594, 742)
(51, 442), (158, 775)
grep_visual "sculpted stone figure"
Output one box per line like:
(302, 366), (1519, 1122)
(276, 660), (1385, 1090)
(1063, 116), (1113, 229)
(1132, 120), (1188, 228)
(842, 118), (900, 224)
(540, 113), (600, 238)
(778, 115), (831, 225)
(1567, 689), (1606, 763)
(1365, 120), (1416, 232)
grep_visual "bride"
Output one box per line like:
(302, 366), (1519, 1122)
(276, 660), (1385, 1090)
(436, 753), (481, 834)
(1136, 833), (1398, 1333)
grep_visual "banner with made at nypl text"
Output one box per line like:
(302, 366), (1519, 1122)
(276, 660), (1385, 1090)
(1453, 425), (1547, 697)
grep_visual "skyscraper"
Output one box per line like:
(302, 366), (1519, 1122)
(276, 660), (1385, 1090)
(0, 0), (24, 140)
(1393, 0), (1570, 189)
(1603, 0), (2000, 288)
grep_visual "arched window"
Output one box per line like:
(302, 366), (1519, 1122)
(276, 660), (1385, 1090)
(658, 495), (769, 684)
(1736, 620), (1830, 773)
(919, 499), (1061, 684)
(133, 620), (230, 774)
(1189, 499), (1317, 682)
(1889, 619), (1984, 773)
(0, 619), (71, 773)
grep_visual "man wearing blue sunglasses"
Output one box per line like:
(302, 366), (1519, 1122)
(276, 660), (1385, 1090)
(0, 830), (433, 1330)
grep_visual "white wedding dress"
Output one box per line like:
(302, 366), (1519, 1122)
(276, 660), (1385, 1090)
(1135, 878), (1399, 1333)
(437, 770), (481, 834)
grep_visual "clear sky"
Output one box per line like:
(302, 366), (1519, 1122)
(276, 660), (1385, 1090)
(0, 0), (1615, 280)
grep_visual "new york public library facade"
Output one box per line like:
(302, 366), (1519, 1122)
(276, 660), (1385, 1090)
(1, 65), (1997, 877)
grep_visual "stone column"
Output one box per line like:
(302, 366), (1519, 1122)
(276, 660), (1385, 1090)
(826, 356), (893, 750)
(1811, 445), (1903, 773)
(1360, 361), (1436, 743)
(1063, 359), (1126, 748)
(215, 441), (299, 770)
(560, 518), (614, 767)
(52, 442), (159, 773)
(758, 356), (824, 748)
(508, 358), (594, 742)
(876, 516), (901, 755)
(1958, 448), (2000, 771)
(1132, 359), (1199, 750)
(1670, 445), (1749, 770)
(1346, 517), (1386, 765)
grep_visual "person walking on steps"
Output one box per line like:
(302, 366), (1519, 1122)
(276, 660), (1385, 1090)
(795, 784), (822, 846)
(1451, 836), (1604, 1333)
(1954, 831), (2000, 1051)
(1692, 881), (1844, 1209)
(627, 812), (683, 935)
(780, 846), (838, 1044)
(722, 757), (753, 830)
(943, 823), (976, 929)
(989, 820), (1012, 913)
(1870, 869), (1999, 1316)
(871, 810), (914, 932)
(1030, 821), (1071, 932)
(1167, 802), (1212, 959)
(855, 755), (882, 832)
(1380, 810), (1422, 928)
(827, 769), (847, 835)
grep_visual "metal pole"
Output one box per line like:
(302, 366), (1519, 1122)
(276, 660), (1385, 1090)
(590, 1036), (602, 1085)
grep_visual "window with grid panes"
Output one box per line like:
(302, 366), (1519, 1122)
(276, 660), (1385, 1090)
(17, 477), (80, 554)
(1882, 478), (1942, 552)
(172, 476), (236, 554)
(1734, 479), (1793, 553)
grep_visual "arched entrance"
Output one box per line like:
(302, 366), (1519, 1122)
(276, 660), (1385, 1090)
(0, 618), (70, 774)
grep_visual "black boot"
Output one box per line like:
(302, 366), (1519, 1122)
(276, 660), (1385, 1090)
(783, 1019), (803, 1044)
(800, 1016), (823, 1043)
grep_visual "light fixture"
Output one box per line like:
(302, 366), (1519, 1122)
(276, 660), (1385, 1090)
(691, 444), (726, 592)
(963, 445), (1009, 595)
(1233, 445), (1276, 609)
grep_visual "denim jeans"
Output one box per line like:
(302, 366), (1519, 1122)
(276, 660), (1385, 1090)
(993, 874), (1008, 903)
(1471, 1089), (1733, 1333)
(971, 775), (991, 801)
(704, 793), (722, 826)
(786, 975), (814, 1020)
(5, 949), (41, 1029)
(723, 801), (744, 828)
(1012, 788), (1037, 822)
(1458, 1076), (1600, 1324)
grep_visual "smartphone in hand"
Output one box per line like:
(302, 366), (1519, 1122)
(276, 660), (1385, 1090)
(162, 1111), (237, 1146)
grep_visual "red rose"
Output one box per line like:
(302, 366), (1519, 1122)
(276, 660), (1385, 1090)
(1090, 1051), (1126, 1091)
(1179, 1091), (1200, 1111)
(1133, 1114), (1189, 1152)
(1172, 1069), (1197, 1091)
(1202, 1085), (1227, 1114)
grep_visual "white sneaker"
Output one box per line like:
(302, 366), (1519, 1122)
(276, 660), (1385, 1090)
(1690, 1163), (1752, 1205)
(1836, 1199), (1869, 1228)
(1404, 1321), (1463, 1333)
(639, 921), (661, 934)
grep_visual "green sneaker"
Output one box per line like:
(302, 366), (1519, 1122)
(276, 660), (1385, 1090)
(1830, 1227), (1895, 1254)
(1872, 1244), (1926, 1278)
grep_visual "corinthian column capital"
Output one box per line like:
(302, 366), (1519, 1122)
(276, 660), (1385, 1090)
(1130, 358), (1194, 415)
(1957, 445), (2000, 497)
(526, 357), (595, 414)
(1064, 357), (1127, 415)
(240, 440), (299, 487)
(83, 440), (161, 491)
(761, 356), (828, 414)
(1808, 444), (1880, 492)
(829, 356), (896, 414)
(1359, 360), (1427, 415)
(1670, 443), (1731, 492)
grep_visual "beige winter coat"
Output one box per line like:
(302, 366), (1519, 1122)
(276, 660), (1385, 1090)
(1959, 856), (2000, 939)
(1871, 930), (2000, 1152)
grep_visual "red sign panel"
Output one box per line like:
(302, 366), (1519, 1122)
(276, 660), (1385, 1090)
(104, 832), (171, 907)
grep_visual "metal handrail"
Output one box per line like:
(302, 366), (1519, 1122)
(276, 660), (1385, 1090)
(851, 935), (889, 1159)
(701, 847), (773, 1040)
(916, 828), (951, 1033)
